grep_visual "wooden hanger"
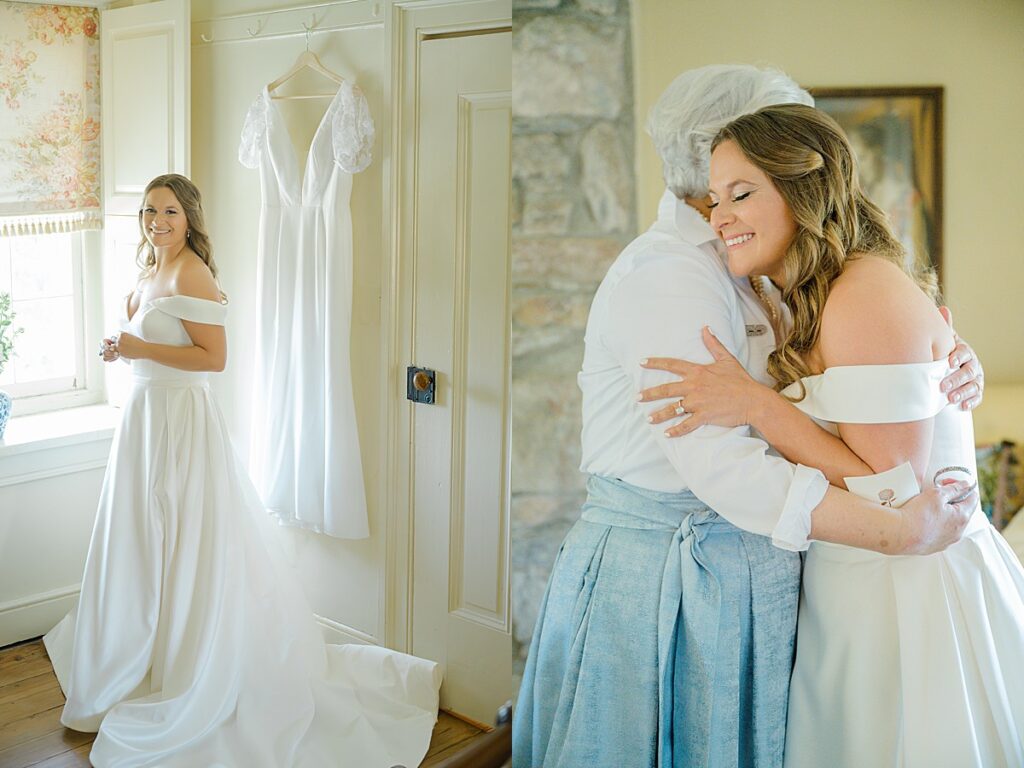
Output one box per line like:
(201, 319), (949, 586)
(266, 21), (344, 100)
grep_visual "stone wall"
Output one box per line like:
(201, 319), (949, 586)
(511, 0), (637, 678)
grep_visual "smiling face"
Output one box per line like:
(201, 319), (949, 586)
(140, 186), (189, 252)
(708, 139), (797, 286)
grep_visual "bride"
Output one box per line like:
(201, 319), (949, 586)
(43, 173), (441, 768)
(642, 105), (1024, 766)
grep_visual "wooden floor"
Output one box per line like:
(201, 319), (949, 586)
(0, 639), (484, 767)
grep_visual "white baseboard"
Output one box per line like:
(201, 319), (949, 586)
(0, 584), (79, 648)
(0, 588), (380, 651)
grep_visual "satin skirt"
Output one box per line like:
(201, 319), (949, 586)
(513, 475), (801, 768)
(43, 378), (441, 768)
(785, 511), (1024, 768)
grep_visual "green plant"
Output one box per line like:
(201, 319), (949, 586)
(0, 292), (23, 378)
(977, 446), (999, 517)
(976, 440), (1023, 529)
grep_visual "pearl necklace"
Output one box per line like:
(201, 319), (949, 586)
(749, 275), (781, 328)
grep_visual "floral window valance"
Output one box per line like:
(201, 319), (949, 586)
(0, 2), (100, 236)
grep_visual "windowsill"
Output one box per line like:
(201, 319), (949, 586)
(0, 404), (120, 459)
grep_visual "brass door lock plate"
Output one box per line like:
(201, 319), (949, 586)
(407, 366), (436, 404)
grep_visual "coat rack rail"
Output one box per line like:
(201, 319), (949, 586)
(191, 1), (380, 47)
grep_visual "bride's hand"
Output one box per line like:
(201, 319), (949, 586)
(638, 326), (767, 436)
(99, 336), (120, 363)
(895, 480), (977, 555)
(113, 332), (147, 361)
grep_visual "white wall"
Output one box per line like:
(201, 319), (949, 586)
(190, 0), (388, 643)
(0, 439), (108, 646)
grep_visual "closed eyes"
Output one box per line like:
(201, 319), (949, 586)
(707, 190), (753, 210)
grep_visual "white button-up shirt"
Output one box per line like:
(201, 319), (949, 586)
(578, 190), (827, 550)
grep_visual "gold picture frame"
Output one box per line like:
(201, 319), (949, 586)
(811, 87), (944, 285)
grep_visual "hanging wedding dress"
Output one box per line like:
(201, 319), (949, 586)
(782, 361), (1024, 768)
(239, 80), (373, 539)
(43, 294), (441, 768)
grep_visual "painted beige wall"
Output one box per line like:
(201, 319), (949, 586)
(631, 0), (1024, 405)
(190, 0), (387, 643)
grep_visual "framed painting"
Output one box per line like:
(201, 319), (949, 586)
(810, 87), (943, 284)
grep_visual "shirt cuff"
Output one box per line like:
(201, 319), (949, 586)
(771, 464), (829, 552)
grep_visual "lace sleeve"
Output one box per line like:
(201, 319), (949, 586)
(332, 81), (375, 174)
(238, 93), (268, 170)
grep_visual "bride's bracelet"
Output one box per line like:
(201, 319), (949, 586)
(933, 465), (977, 504)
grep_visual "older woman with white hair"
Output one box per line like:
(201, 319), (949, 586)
(512, 64), (984, 768)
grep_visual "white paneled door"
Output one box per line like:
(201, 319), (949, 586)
(101, 0), (189, 216)
(100, 0), (188, 404)
(410, 29), (513, 724)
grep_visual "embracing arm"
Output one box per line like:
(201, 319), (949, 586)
(744, 306), (982, 482)
(816, 258), (952, 486)
(624, 253), (974, 553)
(647, 326), (874, 487)
(633, 323), (973, 553)
(641, 308), (983, 484)
(640, 280), (979, 487)
(746, 389), (872, 486)
(607, 254), (830, 546)
(810, 481), (972, 555)
(604, 253), (975, 553)
(114, 260), (227, 372)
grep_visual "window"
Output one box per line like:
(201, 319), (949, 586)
(0, 3), (103, 420)
(0, 231), (103, 415)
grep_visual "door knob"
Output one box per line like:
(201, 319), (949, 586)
(407, 366), (436, 404)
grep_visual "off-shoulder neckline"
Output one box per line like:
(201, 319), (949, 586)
(151, 295), (228, 306)
(125, 293), (228, 323)
(782, 357), (954, 424)
(801, 358), (950, 381)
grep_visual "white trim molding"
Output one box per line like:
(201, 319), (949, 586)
(0, 584), (80, 648)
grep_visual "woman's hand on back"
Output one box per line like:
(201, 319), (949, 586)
(938, 306), (984, 411)
(639, 326), (769, 436)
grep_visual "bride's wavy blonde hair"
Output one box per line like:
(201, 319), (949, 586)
(712, 104), (938, 399)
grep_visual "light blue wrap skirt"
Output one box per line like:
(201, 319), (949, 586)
(513, 475), (801, 768)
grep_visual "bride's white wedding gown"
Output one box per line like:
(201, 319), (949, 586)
(43, 294), (441, 768)
(782, 360), (1024, 768)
